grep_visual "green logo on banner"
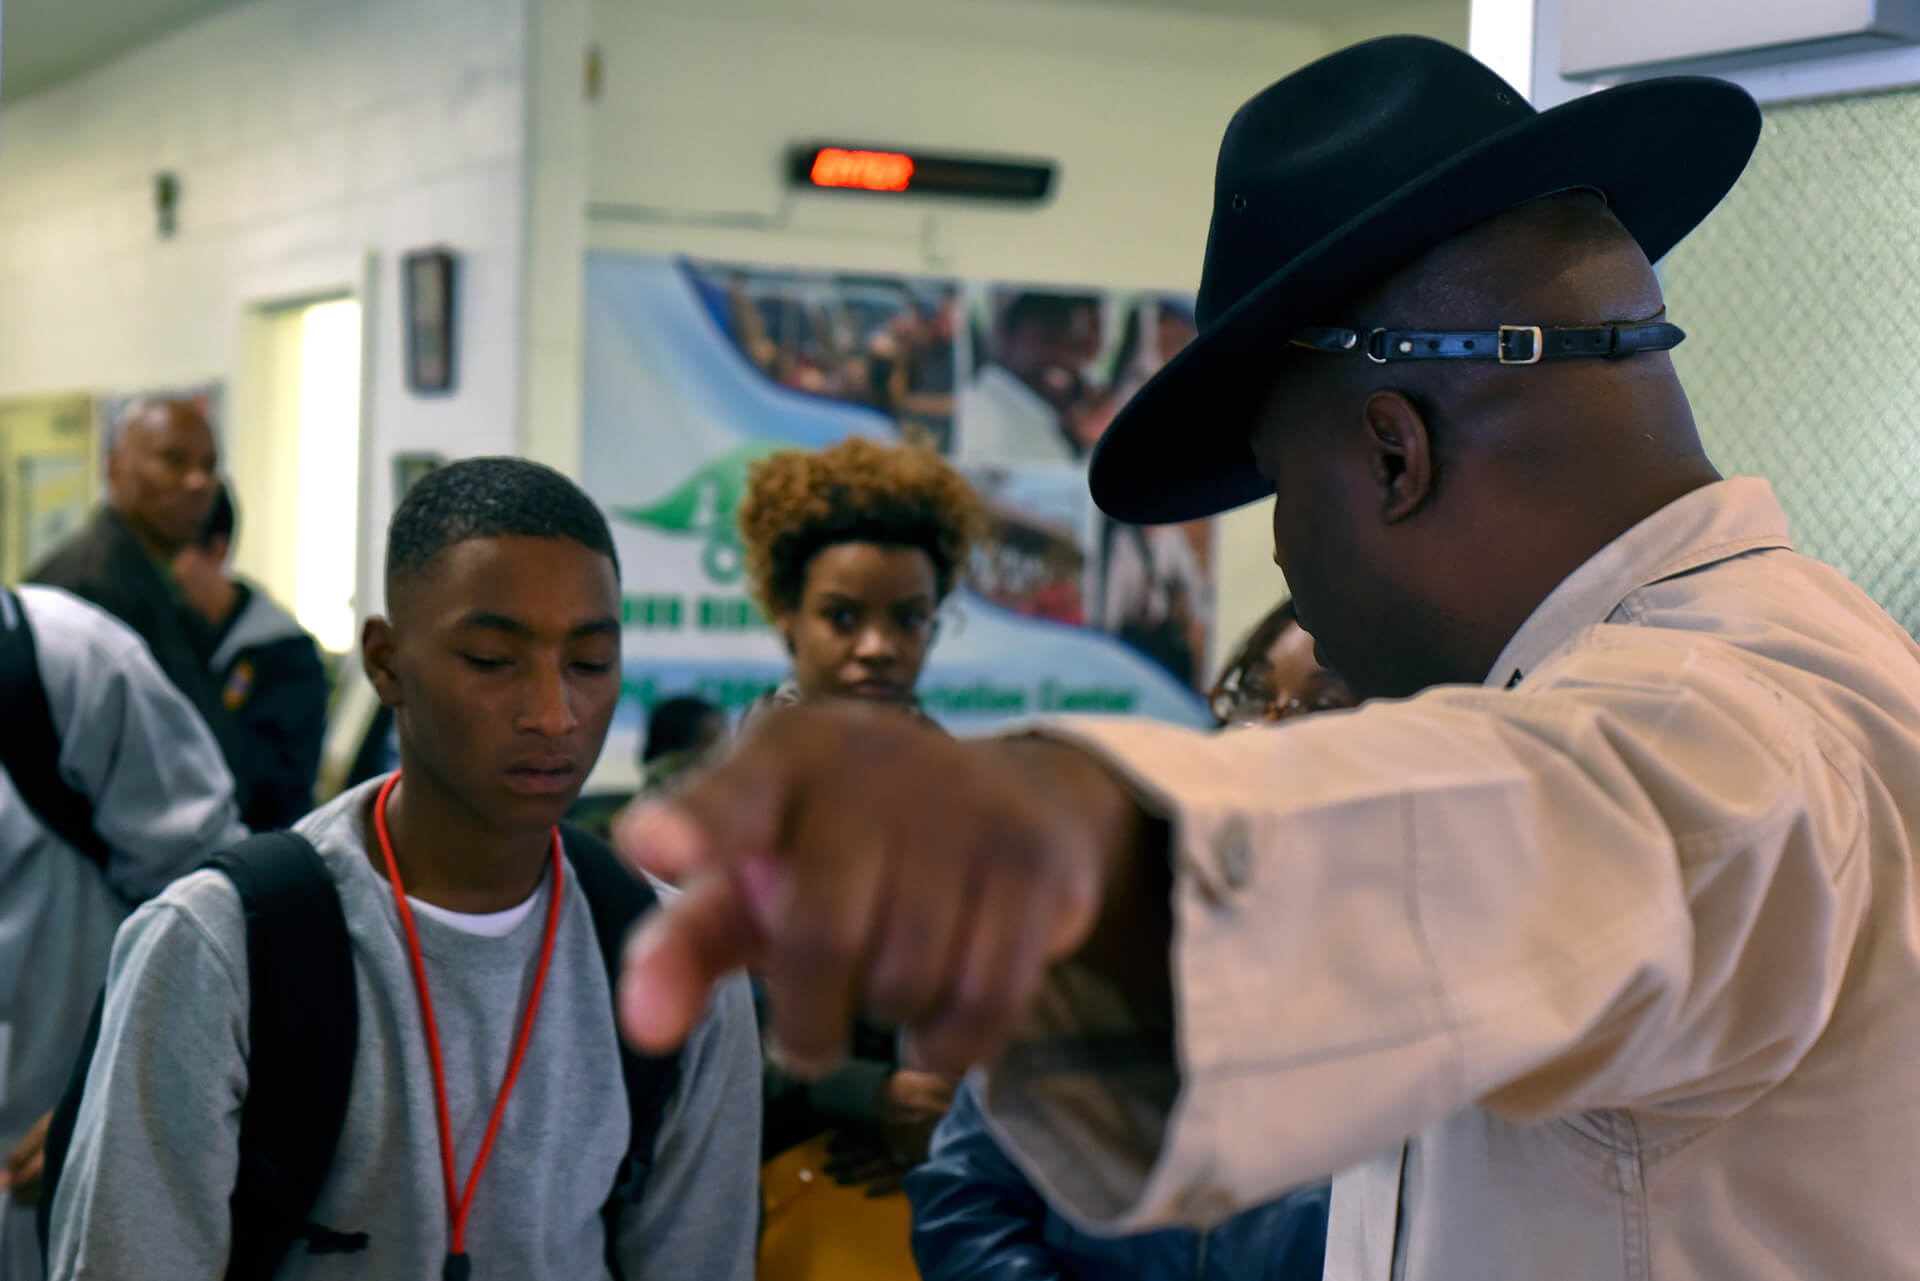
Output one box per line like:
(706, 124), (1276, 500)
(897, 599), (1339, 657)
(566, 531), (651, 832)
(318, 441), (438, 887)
(612, 442), (786, 584)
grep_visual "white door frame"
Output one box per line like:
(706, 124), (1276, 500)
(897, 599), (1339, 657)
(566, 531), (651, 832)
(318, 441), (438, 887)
(234, 249), (379, 642)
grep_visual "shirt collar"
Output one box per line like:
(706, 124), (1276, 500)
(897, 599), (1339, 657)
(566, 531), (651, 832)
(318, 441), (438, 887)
(1486, 476), (1794, 689)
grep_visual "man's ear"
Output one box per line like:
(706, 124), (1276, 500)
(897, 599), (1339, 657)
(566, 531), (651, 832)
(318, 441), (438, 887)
(1359, 390), (1435, 523)
(361, 616), (403, 708)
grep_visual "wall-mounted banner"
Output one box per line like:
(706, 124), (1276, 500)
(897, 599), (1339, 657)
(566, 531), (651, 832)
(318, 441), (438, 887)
(580, 252), (1214, 778)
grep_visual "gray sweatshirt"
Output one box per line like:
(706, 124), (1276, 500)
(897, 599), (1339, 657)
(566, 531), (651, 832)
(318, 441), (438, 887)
(46, 777), (760, 1280)
(1, 586), (245, 1281)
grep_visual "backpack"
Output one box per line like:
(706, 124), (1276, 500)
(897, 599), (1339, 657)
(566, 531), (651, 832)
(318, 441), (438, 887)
(37, 824), (681, 1281)
(0, 588), (112, 868)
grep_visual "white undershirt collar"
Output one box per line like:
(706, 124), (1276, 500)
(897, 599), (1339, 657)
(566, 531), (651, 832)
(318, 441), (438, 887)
(406, 881), (545, 938)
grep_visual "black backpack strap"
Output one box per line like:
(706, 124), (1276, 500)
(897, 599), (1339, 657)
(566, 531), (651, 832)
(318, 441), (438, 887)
(560, 823), (683, 1280)
(209, 832), (359, 1281)
(35, 832), (358, 1280)
(0, 588), (111, 868)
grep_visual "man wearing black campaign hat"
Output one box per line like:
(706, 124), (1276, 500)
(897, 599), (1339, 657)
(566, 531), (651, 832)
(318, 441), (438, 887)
(610, 36), (1920, 1280)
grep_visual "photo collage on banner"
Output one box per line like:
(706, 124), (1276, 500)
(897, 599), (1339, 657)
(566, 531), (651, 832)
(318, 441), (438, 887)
(578, 253), (1216, 788)
(960, 285), (1213, 696)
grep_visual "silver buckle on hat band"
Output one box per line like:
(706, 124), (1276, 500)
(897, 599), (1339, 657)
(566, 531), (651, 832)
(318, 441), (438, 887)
(1498, 324), (1544, 365)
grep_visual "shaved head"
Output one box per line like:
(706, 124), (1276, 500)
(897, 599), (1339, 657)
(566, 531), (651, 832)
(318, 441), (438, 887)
(1357, 192), (1662, 329)
(1247, 193), (1720, 700)
(1283, 194), (1695, 472)
(1391, 198), (1678, 432)
(108, 398), (220, 557)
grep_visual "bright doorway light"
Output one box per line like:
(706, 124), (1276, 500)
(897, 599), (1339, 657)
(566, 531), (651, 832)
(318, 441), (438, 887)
(293, 299), (363, 652)
(1470, 0), (1535, 100)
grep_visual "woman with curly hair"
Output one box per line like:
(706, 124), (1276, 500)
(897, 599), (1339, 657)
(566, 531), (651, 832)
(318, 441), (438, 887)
(741, 437), (983, 1115)
(736, 437), (985, 1277)
(738, 435), (983, 713)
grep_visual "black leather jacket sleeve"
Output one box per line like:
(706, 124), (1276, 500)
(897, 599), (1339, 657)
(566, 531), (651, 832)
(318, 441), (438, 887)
(906, 1078), (1068, 1281)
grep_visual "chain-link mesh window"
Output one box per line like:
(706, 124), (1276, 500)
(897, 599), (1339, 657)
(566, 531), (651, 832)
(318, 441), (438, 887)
(1663, 91), (1920, 635)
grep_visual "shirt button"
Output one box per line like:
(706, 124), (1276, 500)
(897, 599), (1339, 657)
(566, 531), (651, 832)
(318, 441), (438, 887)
(1216, 816), (1253, 891)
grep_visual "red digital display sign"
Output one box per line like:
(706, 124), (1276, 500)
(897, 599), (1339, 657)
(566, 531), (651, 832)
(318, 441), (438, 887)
(809, 148), (916, 192)
(789, 144), (1054, 203)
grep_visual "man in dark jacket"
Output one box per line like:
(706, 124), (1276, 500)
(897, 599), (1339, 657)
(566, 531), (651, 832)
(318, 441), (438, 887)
(29, 398), (250, 808)
(172, 484), (330, 829)
(908, 1079), (1327, 1281)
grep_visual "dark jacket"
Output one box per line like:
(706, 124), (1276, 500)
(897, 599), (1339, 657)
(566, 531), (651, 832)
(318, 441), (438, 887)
(206, 582), (330, 829)
(30, 508), (252, 811)
(908, 1079), (1329, 1281)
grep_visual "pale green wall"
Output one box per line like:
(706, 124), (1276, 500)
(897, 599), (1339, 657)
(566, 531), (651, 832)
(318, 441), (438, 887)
(1663, 90), (1920, 635)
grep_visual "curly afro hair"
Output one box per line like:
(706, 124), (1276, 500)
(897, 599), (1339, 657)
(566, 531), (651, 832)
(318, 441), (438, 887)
(738, 437), (985, 618)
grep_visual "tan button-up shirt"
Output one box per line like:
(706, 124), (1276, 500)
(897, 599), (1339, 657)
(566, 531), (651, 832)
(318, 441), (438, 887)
(986, 478), (1920, 1280)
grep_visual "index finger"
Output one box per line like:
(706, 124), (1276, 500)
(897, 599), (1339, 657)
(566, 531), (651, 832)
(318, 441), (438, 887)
(613, 718), (796, 884)
(613, 800), (710, 885)
(619, 864), (766, 1052)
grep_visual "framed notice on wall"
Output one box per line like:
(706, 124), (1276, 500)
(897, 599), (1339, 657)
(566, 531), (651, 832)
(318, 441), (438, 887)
(0, 391), (100, 584)
(403, 248), (458, 394)
(392, 451), (444, 505)
(18, 454), (89, 570)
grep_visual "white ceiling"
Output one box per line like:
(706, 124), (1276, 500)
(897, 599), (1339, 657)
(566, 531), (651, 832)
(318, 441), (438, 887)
(955, 0), (1469, 46)
(0, 0), (1460, 107)
(1, 0), (251, 104)
(967, 0), (1442, 22)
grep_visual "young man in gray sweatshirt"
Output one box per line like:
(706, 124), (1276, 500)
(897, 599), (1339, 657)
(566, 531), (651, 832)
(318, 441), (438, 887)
(47, 458), (761, 1280)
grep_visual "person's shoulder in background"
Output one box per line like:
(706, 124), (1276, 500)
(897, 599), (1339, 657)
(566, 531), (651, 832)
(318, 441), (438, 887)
(28, 509), (127, 607)
(18, 582), (152, 667)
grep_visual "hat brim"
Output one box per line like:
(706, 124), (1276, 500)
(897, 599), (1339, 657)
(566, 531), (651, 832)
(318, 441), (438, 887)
(1088, 76), (1762, 525)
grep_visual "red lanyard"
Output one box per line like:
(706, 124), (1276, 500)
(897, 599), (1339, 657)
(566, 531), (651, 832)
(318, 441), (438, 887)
(374, 773), (564, 1281)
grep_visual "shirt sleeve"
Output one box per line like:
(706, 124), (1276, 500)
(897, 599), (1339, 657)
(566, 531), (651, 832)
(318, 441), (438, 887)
(614, 972), (762, 1281)
(982, 628), (1872, 1231)
(45, 875), (250, 1278)
(25, 588), (248, 903)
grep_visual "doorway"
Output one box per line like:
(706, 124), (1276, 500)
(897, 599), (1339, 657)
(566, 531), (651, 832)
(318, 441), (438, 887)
(233, 296), (365, 654)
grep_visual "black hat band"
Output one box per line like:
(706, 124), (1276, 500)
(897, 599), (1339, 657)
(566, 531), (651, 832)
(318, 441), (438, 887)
(1290, 320), (1685, 366)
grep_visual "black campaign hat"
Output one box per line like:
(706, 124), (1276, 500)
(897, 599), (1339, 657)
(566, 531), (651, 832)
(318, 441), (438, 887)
(1088, 36), (1761, 524)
